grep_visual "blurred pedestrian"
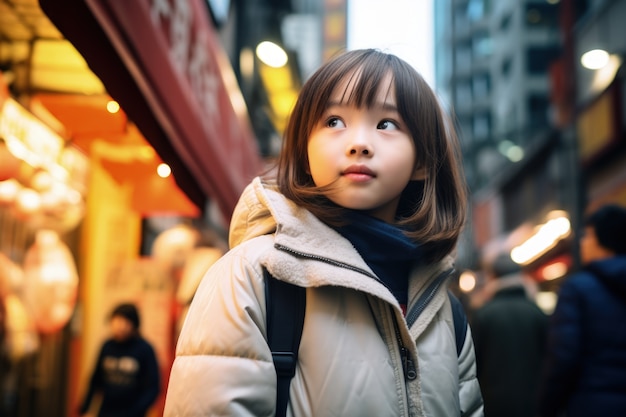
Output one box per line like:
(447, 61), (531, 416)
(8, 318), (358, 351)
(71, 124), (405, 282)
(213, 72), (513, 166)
(538, 204), (626, 417)
(163, 48), (483, 416)
(79, 302), (160, 417)
(472, 252), (548, 417)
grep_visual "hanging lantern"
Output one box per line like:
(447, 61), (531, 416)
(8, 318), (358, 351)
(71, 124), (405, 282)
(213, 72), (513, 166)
(151, 224), (200, 272)
(177, 246), (224, 305)
(22, 229), (79, 334)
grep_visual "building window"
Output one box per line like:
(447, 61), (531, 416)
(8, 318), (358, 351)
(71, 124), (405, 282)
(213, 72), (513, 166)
(526, 46), (561, 74)
(473, 113), (491, 141)
(527, 94), (549, 130)
(501, 57), (512, 78)
(456, 81), (473, 109)
(500, 13), (512, 31)
(456, 45), (472, 70)
(473, 73), (491, 100)
(454, 5), (470, 33)
(467, 0), (492, 21)
(473, 31), (493, 58)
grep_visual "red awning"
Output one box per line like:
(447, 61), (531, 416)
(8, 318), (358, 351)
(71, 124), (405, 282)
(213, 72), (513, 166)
(40, 0), (263, 222)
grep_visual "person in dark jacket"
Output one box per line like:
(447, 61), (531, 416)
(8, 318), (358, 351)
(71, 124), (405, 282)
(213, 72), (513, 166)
(79, 303), (160, 417)
(472, 252), (548, 417)
(538, 204), (626, 417)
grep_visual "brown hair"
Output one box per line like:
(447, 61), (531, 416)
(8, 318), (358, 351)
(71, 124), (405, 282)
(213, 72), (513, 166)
(274, 49), (467, 262)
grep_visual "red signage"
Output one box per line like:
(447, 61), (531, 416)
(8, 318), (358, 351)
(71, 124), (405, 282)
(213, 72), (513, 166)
(84, 0), (262, 220)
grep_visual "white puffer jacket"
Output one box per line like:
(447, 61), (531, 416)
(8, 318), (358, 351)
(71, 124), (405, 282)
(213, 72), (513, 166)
(164, 177), (483, 417)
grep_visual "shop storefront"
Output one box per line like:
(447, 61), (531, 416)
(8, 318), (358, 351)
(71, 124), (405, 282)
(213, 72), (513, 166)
(2, 1), (265, 416)
(0, 73), (88, 416)
(577, 75), (626, 210)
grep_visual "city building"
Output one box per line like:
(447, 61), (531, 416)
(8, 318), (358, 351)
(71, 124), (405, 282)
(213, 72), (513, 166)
(436, 0), (626, 308)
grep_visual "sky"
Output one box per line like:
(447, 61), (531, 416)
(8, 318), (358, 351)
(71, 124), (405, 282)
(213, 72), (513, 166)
(347, 0), (435, 87)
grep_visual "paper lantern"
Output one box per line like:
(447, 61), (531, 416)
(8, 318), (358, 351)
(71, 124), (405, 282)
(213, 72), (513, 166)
(176, 246), (223, 304)
(22, 230), (79, 334)
(151, 224), (199, 272)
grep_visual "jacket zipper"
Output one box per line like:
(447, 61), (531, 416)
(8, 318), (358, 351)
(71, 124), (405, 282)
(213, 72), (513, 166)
(275, 243), (418, 381)
(274, 243), (379, 280)
(393, 309), (417, 380)
(400, 269), (454, 381)
(405, 269), (454, 328)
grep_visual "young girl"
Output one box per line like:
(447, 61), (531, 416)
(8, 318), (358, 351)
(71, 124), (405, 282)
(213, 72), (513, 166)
(164, 49), (483, 417)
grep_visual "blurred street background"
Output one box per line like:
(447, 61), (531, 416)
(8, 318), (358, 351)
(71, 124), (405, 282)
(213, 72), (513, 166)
(0, 0), (624, 416)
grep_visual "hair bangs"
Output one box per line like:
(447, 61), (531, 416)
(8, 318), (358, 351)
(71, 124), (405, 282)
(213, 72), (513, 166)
(335, 55), (395, 110)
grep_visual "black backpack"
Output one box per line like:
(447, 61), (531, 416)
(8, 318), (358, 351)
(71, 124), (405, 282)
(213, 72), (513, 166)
(264, 268), (468, 417)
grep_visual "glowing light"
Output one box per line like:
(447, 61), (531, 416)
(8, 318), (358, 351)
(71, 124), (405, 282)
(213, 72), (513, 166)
(256, 41), (288, 68)
(459, 271), (476, 293)
(157, 163), (171, 178)
(581, 49), (610, 70)
(106, 100), (120, 113)
(511, 214), (571, 265)
(16, 188), (42, 216)
(0, 179), (21, 204)
(541, 261), (568, 281)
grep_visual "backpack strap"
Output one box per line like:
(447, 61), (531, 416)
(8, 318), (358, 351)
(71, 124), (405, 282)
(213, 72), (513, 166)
(264, 268), (306, 417)
(448, 290), (468, 357)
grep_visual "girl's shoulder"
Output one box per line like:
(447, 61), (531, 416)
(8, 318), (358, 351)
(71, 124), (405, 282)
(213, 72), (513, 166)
(228, 233), (276, 256)
(212, 234), (276, 277)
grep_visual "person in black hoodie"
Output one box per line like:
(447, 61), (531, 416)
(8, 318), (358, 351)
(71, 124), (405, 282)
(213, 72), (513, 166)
(538, 204), (626, 417)
(80, 303), (160, 417)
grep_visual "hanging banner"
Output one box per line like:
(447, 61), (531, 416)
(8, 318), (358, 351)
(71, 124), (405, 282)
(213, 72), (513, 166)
(41, 0), (263, 221)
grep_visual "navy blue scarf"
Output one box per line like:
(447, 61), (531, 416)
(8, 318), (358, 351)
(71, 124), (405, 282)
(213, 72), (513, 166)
(335, 211), (421, 305)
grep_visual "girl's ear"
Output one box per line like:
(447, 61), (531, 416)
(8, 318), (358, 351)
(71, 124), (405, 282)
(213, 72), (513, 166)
(411, 166), (427, 181)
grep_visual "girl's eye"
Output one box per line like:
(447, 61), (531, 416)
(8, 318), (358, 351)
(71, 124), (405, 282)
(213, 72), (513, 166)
(377, 120), (399, 130)
(325, 117), (345, 128)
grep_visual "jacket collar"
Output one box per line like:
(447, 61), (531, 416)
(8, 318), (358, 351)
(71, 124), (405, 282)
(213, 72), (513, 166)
(229, 177), (454, 314)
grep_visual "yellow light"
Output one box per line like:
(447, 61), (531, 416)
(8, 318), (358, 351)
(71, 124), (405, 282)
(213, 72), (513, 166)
(459, 271), (477, 293)
(16, 188), (42, 215)
(157, 163), (171, 178)
(256, 41), (288, 68)
(511, 214), (571, 265)
(106, 100), (120, 114)
(0, 179), (21, 204)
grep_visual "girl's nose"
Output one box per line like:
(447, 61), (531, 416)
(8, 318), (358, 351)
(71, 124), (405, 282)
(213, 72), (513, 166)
(347, 129), (373, 156)
(349, 146), (370, 155)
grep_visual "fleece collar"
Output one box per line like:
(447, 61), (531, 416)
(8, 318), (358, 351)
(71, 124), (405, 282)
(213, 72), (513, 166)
(228, 177), (453, 318)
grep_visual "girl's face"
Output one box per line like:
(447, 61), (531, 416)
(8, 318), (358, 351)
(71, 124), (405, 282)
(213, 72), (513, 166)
(307, 72), (423, 223)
